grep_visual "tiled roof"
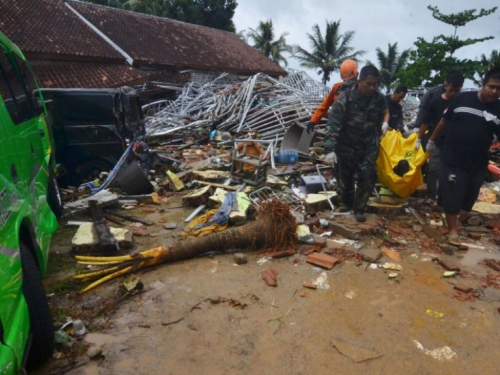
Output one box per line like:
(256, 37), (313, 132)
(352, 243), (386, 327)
(68, 1), (287, 77)
(0, 0), (123, 61)
(29, 59), (148, 88)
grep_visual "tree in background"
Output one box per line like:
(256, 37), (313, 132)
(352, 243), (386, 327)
(83, 0), (237, 32)
(247, 20), (292, 67)
(292, 20), (365, 85)
(371, 42), (410, 93)
(398, 5), (497, 88)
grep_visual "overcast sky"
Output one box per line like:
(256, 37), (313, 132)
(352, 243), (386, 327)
(234, 0), (500, 87)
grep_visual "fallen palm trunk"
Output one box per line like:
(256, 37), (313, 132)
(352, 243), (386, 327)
(75, 200), (297, 293)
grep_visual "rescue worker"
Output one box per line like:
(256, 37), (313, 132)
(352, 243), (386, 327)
(415, 72), (464, 202)
(386, 85), (408, 131)
(324, 65), (390, 222)
(306, 59), (359, 133)
(413, 69), (465, 136)
(427, 67), (500, 246)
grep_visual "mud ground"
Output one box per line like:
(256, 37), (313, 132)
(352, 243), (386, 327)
(32, 197), (500, 375)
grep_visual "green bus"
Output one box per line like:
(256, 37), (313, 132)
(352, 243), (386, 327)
(0, 30), (59, 373)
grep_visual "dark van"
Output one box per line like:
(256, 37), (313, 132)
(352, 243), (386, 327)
(40, 88), (145, 186)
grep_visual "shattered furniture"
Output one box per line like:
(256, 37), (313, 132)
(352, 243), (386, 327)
(230, 141), (268, 186)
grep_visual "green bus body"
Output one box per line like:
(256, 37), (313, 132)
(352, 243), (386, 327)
(0, 31), (57, 374)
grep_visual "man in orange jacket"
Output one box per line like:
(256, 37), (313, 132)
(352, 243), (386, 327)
(306, 59), (359, 133)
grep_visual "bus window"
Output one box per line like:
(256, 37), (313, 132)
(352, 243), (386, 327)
(0, 51), (37, 125)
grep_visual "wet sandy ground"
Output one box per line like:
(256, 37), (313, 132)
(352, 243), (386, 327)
(33, 209), (500, 375)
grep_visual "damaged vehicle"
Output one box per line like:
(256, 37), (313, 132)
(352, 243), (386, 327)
(41, 87), (145, 186)
(0, 31), (58, 374)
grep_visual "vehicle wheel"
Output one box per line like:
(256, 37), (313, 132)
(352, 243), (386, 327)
(20, 243), (54, 369)
(47, 169), (63, 218)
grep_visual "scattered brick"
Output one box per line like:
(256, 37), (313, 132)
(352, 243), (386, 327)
(432, 257), (461, 271)
(300, 245), (319, 255)
(468, 232), (481, 240)
(299, 290), (306, 298)
(261, 269), (278, 287)
(489, 220), (500, 230)
(387, 225), (401, 235)
(458, 245), (469, 252)
(132, 228), (149, 237)
(484, 259), (500, 272)
(437, 226), (449, 235)
(270, 249), (296, 259)
(306, 253), (339, 270)
(234, 253), (248, 265)
(454, 282), (477, 294)
(141, 208), (156, 213)
(303, 282), (317, 289)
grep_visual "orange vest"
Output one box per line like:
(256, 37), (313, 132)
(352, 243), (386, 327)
(310, 81), (343, 125)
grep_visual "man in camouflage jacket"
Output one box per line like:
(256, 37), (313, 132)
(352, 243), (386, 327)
(324, 65), (389, 222)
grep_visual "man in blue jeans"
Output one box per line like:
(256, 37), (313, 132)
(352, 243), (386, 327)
(427, 68), (500, 246)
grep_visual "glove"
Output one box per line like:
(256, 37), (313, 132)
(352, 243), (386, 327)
(306, 121), (315, 134)
(426, 140), (436, 154)
(381, 122), (389, 135)
(415, 139), (421, 151)
(324, 152), (337, 166)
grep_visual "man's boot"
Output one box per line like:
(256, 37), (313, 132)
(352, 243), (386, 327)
(355, 211), (366, 222)
(338, 205), (352, 213)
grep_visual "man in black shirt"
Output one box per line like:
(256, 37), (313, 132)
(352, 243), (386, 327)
(386, 86), (408, 131)
(416, 74), (464, 201)
(414, 69), (465, 130)
(428, 67), (500, 245)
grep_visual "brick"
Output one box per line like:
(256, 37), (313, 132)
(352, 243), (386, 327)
(270, 249), (296, 259)
(299, 290), (306, 298)
(303, 282), (317, 289)
(261, 270), (278, 287)
(437, 226), (449, 235)
(468, 232), (481, 240)
(300, 245), (319, 255)
(454, 282), (477, 294)
(432, 257), (460, 271)
(306, 253), (339, 270)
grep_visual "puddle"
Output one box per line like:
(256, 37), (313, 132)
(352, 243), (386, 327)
(459, 248), (500, 267)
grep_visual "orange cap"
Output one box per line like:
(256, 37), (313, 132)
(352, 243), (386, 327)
(340, 60), (358, 80)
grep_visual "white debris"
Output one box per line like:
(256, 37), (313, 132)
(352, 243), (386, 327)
(414, 340), (457, 361)
(313, 272), (330, 290)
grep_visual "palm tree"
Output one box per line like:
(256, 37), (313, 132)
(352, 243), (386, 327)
(480, 50), (500, 69)
(373, 42), (410, 93)
(293, 20), (365, 85)
(236, 30), (247, 43)
(247, 20), (292, 67)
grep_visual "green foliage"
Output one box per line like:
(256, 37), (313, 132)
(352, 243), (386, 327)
(371, 42), (410, 93)
(292, 20), (365, 85)
(83, 0), (237, 32)
(247, 20), (292, 67)
(398, 5), (497, 87)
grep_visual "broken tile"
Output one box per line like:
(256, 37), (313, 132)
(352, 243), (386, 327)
(306, 253), (339, 270)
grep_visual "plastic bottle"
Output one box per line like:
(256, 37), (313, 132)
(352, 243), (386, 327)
(274, 149), (298, 164)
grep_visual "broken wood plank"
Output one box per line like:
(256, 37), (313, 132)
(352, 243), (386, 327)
(89, 201), (119, 252)
(193, 180), (240, 191)
(105, 211), (154, 226)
